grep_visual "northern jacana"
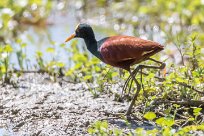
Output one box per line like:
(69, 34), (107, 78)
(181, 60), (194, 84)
(65, 23), (165, 115)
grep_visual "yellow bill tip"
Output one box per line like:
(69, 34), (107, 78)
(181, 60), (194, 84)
(65, 33), (76, 42)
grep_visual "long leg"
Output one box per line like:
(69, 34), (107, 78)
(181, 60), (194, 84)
(122, 66), (145, 98)
(127, 79), (134, 96)
(122, 76), (134, 98)
(121, 68), (139, 98)
(122, 76), (131, 95)
(148, 58), (166, 69)
(122, 66), (142, 96)
(140, 68), (145, 92)
(123, 58), (165, 94)
(126, 68), (141, 115)
(125, 58), (165, 115)
(126, 68), (143, 97)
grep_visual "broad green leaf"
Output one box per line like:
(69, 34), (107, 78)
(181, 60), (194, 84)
(111, 72), (118, 77)
(4, 45), (13, 53)
(156, 117), (174, 127)
(144, 112), (156, 120)
(134, 128), (144, 135)
(146, 128), (158, 136)
(83, 75), (92, 81)
(46, 47), (55, 53)
(16, 39), (22, 44)
(0, 0), (8, 7)
(36, 51), (43, 57)
(65, 69), (74, 76)
(60, 43), (66, 48)
(56, 62), (65, 68)
(188, 117), (195, 121)
(193, 108), (202, 113)
(173, 104), (180, 108)
(21, 43), (27, 48)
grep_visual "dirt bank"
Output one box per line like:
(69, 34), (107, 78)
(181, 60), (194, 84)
(0, 73), (151, 135)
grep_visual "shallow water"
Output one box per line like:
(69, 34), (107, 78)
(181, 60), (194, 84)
(0, 128), (13, 136)
(10, 8), (75, 69)
(10, 5), (110, 70)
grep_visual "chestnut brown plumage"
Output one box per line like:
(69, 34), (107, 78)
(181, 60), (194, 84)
(65, 23), (165, 115)
(100, 36), (163, 70)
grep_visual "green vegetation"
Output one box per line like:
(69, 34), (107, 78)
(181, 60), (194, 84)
(0, 0), (53, 83)
(0, 0), (204, 135)
(88, 119), (204, 135)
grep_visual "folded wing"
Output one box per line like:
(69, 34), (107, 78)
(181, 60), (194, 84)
(99, 36), (163, 68)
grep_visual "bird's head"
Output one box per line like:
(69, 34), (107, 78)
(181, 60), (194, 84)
(65, 23), (95, 42)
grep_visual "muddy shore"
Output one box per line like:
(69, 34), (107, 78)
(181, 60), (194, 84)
(0, 73), (153, 135)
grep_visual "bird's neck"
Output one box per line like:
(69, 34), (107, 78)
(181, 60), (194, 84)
(84, 37), (101, 59)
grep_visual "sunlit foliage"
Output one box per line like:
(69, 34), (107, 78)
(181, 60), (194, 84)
(0, 0), (204, 135)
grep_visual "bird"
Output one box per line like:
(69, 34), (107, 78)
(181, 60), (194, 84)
(65, 23), (165, 115)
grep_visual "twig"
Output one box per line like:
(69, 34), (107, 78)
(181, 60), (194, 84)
(172, 81), (204, 95)
(12, 69), (46, 74)
(175, 113), (188, 120)
(102, 111), (125, 117)
(139, 71), (165, 82)
(140, 71), (204, 94)
(61, 78), (77, 84)
(153, 100), (204, 107)
(100, 117), (121, 121)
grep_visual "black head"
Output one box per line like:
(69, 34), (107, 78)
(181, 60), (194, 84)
(65, 23), (95, 42)
(75, 23), (95, 38)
